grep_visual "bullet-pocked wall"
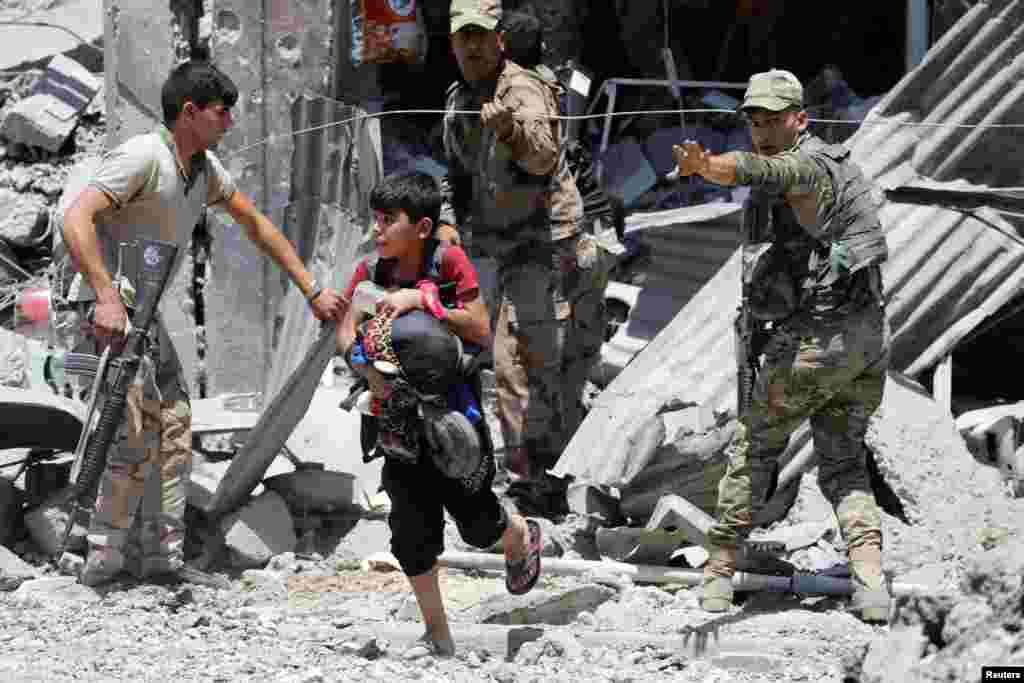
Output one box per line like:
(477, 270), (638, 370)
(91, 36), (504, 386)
(104, 0), (381, 398)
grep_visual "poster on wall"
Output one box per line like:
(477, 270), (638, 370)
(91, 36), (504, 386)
(351, 0), (427, 66)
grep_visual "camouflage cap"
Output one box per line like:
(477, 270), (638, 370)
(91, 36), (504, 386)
(450, 0), (502, 33)
(741, 69), (804, 112)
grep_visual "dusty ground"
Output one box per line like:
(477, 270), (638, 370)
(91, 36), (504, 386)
(3, 369), (1024, 682)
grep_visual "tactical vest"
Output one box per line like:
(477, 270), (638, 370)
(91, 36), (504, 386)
(743, 135), (887, 321)
(445, 64), (579, 246)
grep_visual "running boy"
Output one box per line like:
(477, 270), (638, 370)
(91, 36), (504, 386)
(336, 171), (542, 657)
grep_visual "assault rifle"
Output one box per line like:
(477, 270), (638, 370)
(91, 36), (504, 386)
(56, 239), (179, 573)
(736, 213), (772, 418)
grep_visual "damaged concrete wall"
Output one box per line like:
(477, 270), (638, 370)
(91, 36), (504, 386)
(204, 0), (337, 396)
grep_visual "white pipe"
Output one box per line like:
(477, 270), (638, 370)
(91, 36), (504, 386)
(438, 551), (937, 598)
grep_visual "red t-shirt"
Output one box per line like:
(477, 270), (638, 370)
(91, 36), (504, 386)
(344, 244), (481, 306)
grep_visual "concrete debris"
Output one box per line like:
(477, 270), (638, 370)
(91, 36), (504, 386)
(617, 425), (733, 523)
(676, 545), (708, 569)
(12, 576), (100, 606)
(0, 543), (38, 591)
(644, 494), (714, 549)
(0, 55), (100, 153)
(470, 583), (617, 627)
(220, 490), (297, 569)
(0, 189), (49, 249)
(566, 482), (623, 525)
(858, 626), (929, 683)
(755, 520), (833, 553)
(23, 487), (86, 557)
(955, 402), (1024, 496)
(514, 631), (584, 664)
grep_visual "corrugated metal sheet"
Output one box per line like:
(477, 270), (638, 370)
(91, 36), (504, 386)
(599, 203), (742, 375)
(556, 0), (1024, 485)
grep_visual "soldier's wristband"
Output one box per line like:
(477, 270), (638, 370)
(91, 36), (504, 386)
(305, 278), (322, 303)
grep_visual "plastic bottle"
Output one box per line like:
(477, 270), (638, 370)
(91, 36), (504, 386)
(352, 281), (388, 316)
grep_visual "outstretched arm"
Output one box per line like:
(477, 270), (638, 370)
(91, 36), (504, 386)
(671, 141), (835, 225)
(224, 191), (345, 321)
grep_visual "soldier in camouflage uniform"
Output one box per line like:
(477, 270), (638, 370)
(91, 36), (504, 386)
(671, 69), (892, 623)
(56, 60), (343, 586)
(439, 0), (607, 517)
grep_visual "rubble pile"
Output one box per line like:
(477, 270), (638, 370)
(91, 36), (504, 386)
(846, 537), (1024, 682)
(0, 56), (105, 295)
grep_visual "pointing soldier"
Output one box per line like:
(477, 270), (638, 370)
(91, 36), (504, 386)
(672, 69), (892, 623)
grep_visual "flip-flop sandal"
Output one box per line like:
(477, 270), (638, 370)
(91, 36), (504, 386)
(506, 519), (542, 595)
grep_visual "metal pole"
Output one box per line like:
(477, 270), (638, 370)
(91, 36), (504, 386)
(906, 0), (930, 72)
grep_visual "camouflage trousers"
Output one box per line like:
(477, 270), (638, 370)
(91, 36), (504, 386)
(57, 302), (192, 576)
(493, 233), (611, 474)
(706, 298), (890, 553)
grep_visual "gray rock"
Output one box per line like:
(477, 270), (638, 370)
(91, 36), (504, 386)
(23, 488), (86, 557)
(962, 541), (1024, 602)
(472, 583), (616, 626)
(221, 490), (297, 568)
(0, 189), (49, 248)
(859, 626), (928, 683)
(13, 576), (100, 605)
(0, 55), (100, 153)
(941, 598), (993, 645)
(0, 544), (38, 591)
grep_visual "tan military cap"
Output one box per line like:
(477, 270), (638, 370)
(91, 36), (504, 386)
(741, 69), (804, 111)
(450, 0), (502, 33)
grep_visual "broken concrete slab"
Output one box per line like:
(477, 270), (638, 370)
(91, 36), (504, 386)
(187, 452), (231, 514)
(645, 494), (713, 548)
(0, 189), (50, 248)
(12, 576), (100, 606)
(469, 583), (617, 626)
(566, 483), (622, 525)
(0, 55), (101, 153)
(190, 394), (262, 435)
(0, 544), (38, 591)
(221, 490), (297, 569)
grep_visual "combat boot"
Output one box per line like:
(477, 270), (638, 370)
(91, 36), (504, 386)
(700, 545), (738, 612)
(80, 544), (125, 587)
(848, 543), (890, 624)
